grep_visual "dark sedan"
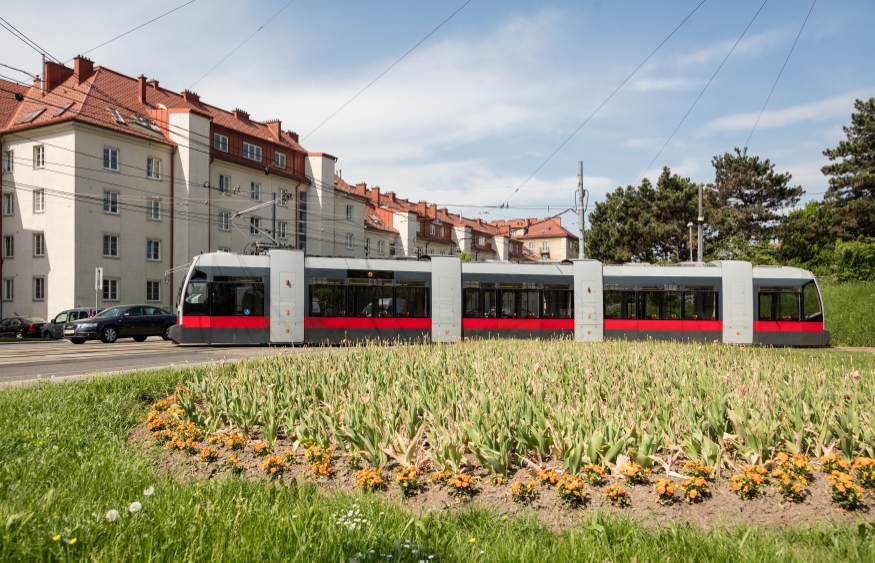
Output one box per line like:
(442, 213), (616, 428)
(0, 316), (48, 338)
(63, 305), (177, 344)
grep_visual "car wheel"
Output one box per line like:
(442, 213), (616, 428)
(162, 325), (172, 341)
(133, 336), (147, 342)
(14, 331), (23, 339)
(43, 331), (53, 339)
(100, 326), (118, 344)
(70, 338), (86, 344)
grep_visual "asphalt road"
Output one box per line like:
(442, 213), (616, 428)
(0, 338), (307, 386)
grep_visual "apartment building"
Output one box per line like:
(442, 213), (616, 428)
(490, 217), (579, 261)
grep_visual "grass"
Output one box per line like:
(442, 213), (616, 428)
(1, 351), (875, 561)
(821, 280), (875, 347)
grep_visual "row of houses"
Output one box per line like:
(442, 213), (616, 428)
(0, 57), (578, 319)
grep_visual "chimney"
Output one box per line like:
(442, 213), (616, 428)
(44, 61), (72, 92)
(416, 201), (427, 216)
(232, 108), (249, 121)
(286, 130), (299, 143)
(369, 186), (380, 204)
(264, 119), (281, 139)
(355, 182), (367, 197)
(182, 90), (200, 104)
(147, 78), (159, 90)
(138, 75), (147, 104)
(73, 56), (94, 84)
(386, 191), (396, 203)
(428, 204), (437, 218)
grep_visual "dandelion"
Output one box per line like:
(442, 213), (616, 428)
(128, 501), (142, 514)
(52, 535), (60, 541)
(105, 509), (119, 522)
(69, 538), (77, 545)
(143, 486), (154, 496)
(470, 537), (476, 543)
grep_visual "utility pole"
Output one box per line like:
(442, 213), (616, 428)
(578, 160), (586, 259)
(687, 222), (694, 263)
(271, 192), (276, 244)
(697, 184), (704, 263)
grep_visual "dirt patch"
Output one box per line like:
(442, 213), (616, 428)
(129, 427), (873, 531)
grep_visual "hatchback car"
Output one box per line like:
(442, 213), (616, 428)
(42, 308), (103, 339)
(63, 305), (177, 344)
(0, 316), (48, 338)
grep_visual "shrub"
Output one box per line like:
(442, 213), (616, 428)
(730, 466), (768, 499)
(537, 469), (561, 487)
(683, 460), (715, 481)
(250, 441), (270, 457)
(653, 478), (677, 505)
(429, 470), (453, 486)
(225, 433), (246, 451)
(852, 457), (875, 490)
(681, 477), (710, 503)
(771, 468), (807, 501)
(510, 481), (539, 506)
(225, 454), (243, 474)
(621, 462), (651, 485)
(261, 455), (286, 478)
(556, 474), (587, 508)
(581, 463), (605, 486)
(281, 449), (296, 464)
(395, 466), (423, 497)
(827, 471), (864, 509)
(447, 474), (476, 500)
(355, 468), (384, 492)
(821, 453), (852, 474)
(199, 447), (218, 462)
(774, 452), (813, 480)
(605, 484), (630, 507)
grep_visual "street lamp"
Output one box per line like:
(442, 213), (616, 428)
(687, 222), (694, 263)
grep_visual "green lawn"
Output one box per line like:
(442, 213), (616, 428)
(821, 281), (875, 347)
(1, 364), (874, 561)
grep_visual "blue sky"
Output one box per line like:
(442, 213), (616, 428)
(2, 0), (872, 233)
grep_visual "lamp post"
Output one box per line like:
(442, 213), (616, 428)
(687, 222), (694, 263)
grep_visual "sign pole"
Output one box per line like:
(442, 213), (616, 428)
(95, 267), (103, 313)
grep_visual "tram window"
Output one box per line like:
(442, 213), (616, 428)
(182, 282), (210, 316)
(310, 284), (346, 317)
(802, 282), (822, 322)
(665, 292), (681, 320)
(542, 285), (573, 318)
(395, 285), (429, 318)
(498, 285), (539, 318)
(464, 285), (496, 318)
(683, 289), (718, 320)
(758, 288), (801, 321)
(604, 290), (636, 319)
(638, 290), (682, 320)
(349, 285), (394, 317)
(212, 282), (265, 316)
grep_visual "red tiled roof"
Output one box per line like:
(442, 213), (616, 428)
(511, 217), (578, 240)
(364, 203), (399, 234)
(334, 175), (368, 199)
(0, 78), (23, 129)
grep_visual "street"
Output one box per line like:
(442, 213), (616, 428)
(0, 339), (309, 386)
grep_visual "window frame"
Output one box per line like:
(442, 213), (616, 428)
(365, 238), (370, 253)
(146, 157), (162, 179)
(33, 145), (45, 169)
(218, 174), (231, 195)
(102, 278), (119, 301)
(103, 191), (119, 214)
(103, 234), (120, 258)
(346, 205), (353, 221)
(32, 276), (45, 301)
(33, 189), (45, 213)
(249, 217), (261, 236)
(218, 211), (230, 231)
(2, 150), (12, 173)
(429, 224), (436, 236)
(103, 147), (119, 171)
(274, 152), (286, 168)
(378, 240), (385, 255)
(213, 133), (229, 152)
(2, 193), (13, 216)
(33, 232), (45, 257)
(242, 142), (262, 162)
(3, 235), (13, 258)
(146, 239), (161, 261)
(2, 278), (12, 301)
(146, 280), (161, 302)
(346, 233), (353, 249)
(277, 221), (287, 240)
(250, 182), (260, 201)
(146, 198), (161, 221)
(277, 188), (287, 207)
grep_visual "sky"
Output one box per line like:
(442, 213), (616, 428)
(1, 0), (873, 235)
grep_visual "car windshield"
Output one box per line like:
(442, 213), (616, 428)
(93, 306), (127, 318)
(25, 317), (47, 323)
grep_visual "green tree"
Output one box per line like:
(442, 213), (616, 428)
(458, 251), (475, 262)
(704, 148), (802, 260)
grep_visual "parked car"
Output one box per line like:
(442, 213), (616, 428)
(0, 316), (48, 338)
(42, 308), (103, 339)
(63, 305), (177, 344)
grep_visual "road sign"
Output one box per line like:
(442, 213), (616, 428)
(95, 267), (103, 291)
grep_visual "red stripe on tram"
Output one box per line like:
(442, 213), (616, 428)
(181, 316), (269, 329)
(753, 321), (823, 333)
(304, 317), (432, 330)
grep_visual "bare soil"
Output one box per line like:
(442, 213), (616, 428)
(129, 426), (873, 531)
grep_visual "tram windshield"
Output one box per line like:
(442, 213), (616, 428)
(181, 277), (265, 317)
(758, 282), (822, 322)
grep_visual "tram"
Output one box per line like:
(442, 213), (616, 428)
(168, 250), (829, 347)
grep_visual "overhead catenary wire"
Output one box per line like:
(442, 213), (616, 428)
(744, 0), (816, 149)
(637, 0), (770, 184)
(498, 0), (709, 207)
(302, 0), (474, 141)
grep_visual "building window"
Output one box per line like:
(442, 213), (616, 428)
(243, 142), (262, 162)
(33, 146), (45, 168)
(109, 108), (125, 123)
(33, 189), (45, 213)
(2, 193), (12, 215)
(542, 241), (549, 251)
(346, 205), (353, 221)
(378, 240), (385, 254)
(250, 217), (260, 235)
(33, 277), (45, 300)
(528, 242), (534, 250)
(298, 191), (307, 254)
(33, 233), (45, 256)
(146, 280), (161, 302)
(365, 238), (370, 253)
(2, 150), (12, 172)
(102, 279), (118, 301)
(346, 233), (353, 249)
(103, 191), (119, 214)
(147, 199), (161, 220)
(218, 211), (230, 231)
(274, 152), (286, 168)
(146, 157), (161, 179)
(277, 189), (287, 206)
(146, 239), (161, 261)
(250, 182), (260, 200)
(389, 243), (396, 256)
(218, 175), (230, 195)
(2, 279), (12, 300)
(478, 236), (486, 246)
(103, 148), (119, 171)
(430, 224), (436, 236)
(214, 133), (228, 152)
(103, 234), (119, 257)
(277, 221), (287, 239)
(3, 236), (12, 258)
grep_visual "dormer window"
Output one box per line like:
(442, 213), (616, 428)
(274, 152), (286, 168)
(243, 142), (262, 162)
(109, 108), (125, 123)
(214, 133), (228, 152)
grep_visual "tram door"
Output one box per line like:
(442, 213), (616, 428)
(718, 261), (753, 344)
(269, 250), (305, 343)
(573, 260), (604, 342)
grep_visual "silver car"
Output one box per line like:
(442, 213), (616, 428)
(42, 308), (102, 339)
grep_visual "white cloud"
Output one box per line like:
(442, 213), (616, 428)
(629, 77), (697, 92)
(705, 89), (873, 132)
(623, 137), (664, 151)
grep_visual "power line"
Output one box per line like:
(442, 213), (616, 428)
(744, 0), (816, 149)
(637, 0), (770, 184)
(302, 0), (474, 141)
(0, 16), (60, 63)
(189, 0), (299, 90)
(65, 0), (198, 62)
(498, 0), (709, 207)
